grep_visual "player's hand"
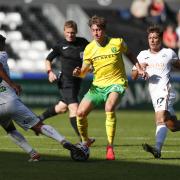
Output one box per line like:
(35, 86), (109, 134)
(140, 63), (148, 71)
(10, 82), (22, 96)
(137, 63), (149, 80)
(138, 69), (149, 80)
(73, 67), (81, 77)
(48, 71), (57, 82)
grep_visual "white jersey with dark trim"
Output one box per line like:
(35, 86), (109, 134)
(0, 51), (18, 104)
(136, 48), (179, 94)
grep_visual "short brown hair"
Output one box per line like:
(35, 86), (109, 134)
(88, 15), (107, 29)
(147, 25), (163, 39)
(64, 20), (78, 33)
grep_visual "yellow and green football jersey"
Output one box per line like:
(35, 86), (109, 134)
(83, 37), (128, 88)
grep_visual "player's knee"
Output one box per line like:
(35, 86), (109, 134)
(77, 109), (86, 118)
(57, 108), (67, 113)
(31, 122), (44, 133)
(105, 105), (114, 112)
(105, 102), (116, 112)
(3, 123), (16, 133)
(156, 119), (165, 126)
(55, 103), (68, 113)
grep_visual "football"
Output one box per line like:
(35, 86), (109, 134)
(71, 143), (90, 161)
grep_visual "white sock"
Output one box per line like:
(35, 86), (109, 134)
(40, 125), (65, 143)
(155, 124), (168, 152)
(8, 130), (33, 153)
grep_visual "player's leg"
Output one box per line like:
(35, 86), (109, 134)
(31, 122), (84, 157)
(62, 87), (82, 140)
(105, 92), (120, 160)
(1, 121), (40, 161)
(76, 98), (94, 145)
(142, 111), (168, 159)
(68, 103), (81, 139)
(154, 111), (168, 156)
(38, 101), (67, 121)
(105, 84), (125, 160)
(164, 91), (180, 131)
(12, 99), (82, 157)
(142, 92), (172, 158)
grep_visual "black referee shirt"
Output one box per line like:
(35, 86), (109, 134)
(47, 37), (89, 81)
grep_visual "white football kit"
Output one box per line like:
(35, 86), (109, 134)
(134, 48), (179, 114)
(0, 51), (39, 130)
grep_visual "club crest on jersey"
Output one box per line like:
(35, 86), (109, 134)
(111, 47), (117, 53)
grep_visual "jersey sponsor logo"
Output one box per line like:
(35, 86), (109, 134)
(148, 63), (164, 69)
(0, 86), (6, 92)
(62, 46), (69, 50)
(93, 54), (116, 61)
(111, 47), (117, 53)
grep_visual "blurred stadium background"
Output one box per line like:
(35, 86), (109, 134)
(0, 0), (180, 109)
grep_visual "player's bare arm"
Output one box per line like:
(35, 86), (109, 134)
(125, 50), (147, 79)
(45, 59), (57, 82)
(131, 69), (138, 80)
(73, 63), (90, 78)
(0, 63), (21, 95)
(131, 63), (149, 80)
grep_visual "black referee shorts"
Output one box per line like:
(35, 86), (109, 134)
(58, 78), (81, 105)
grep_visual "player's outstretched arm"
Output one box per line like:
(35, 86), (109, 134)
(125, 49), (148, 79)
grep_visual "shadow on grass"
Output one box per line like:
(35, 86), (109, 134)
(0, 151), (180, 180)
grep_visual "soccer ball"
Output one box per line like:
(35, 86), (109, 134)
(71, 143), (90, 161)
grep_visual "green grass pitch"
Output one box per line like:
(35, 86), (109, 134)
(0, 109), (180, 180)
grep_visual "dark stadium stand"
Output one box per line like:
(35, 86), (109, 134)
(0, 5), (63, 72)
(83, 8), (148, 55)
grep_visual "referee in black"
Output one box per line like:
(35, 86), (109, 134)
(38, 20), (94, 144)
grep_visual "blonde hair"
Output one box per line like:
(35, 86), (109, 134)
(64, 20), (78, 33)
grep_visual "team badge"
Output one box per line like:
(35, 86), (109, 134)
(111, 47), (117, 53)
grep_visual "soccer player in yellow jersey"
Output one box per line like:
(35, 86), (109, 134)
(73, 15), (145, 160)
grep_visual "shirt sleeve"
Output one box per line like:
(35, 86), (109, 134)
(46, 44), (61, 61)
(119, 38), (128, 53)
(83, 46), (92, 66)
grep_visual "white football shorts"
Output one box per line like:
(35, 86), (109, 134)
(0, 99), (40, 130)
(150, 88), (176, 115)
